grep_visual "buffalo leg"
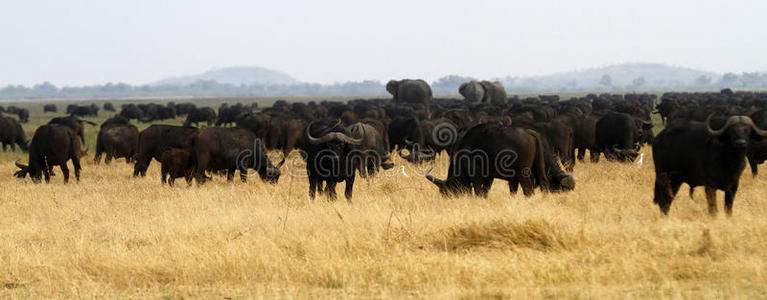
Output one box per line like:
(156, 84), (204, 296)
(10, 143), (15, 151)
(226, 169), (235, 181)
(508, 180), (519, 195)
(344, 176), (355, 202)
(60, 164), (70, 183)
(72, 156), (81, 182)
(748, 156), (759, 178)
(520, 176), (535, 197)
(653, 173), (679, 215)
(133, 154), (151, 177)
(705, 186), (718, 216)
(308, 175), (318, 200)
(43, 166), (51, 183)
(576, 148), (585, 161)
(2, 143), (6, 151)
(724, 187), (737, 217)
(168, 176), (175, 187)
(239, 167), (247, 183)
(325, 181), (338, 201)
(105, 153), (112, 165)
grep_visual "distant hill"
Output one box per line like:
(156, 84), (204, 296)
(153, 66), (301, 86)
(497, 63), (721, 91)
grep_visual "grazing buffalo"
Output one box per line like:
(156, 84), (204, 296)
(0, 115), (28, 152)
(425, 123), (575, 197)
(192, 127), (283, 184)
(183, 107), (216, 127)
(120, 104), (144, 120)
(67, 104), (98, 117)
(15, 108), (29, 123)
(103, 102), (116, 112)
(160, 148), (194, 186)
(49, 116), (96, 145)
(174, 102), (197, 116)
(595, 111), (648, 162)
(574, 114), (600, 162)
(14, 124), (85, 183)
(303, 119), (364, 201)
(94, 116), (139, 164)
(653, 115), (767, 215)
(43, 104), (57, 113)
(396, 118), (459, 164)
(134, 125), (198, 177)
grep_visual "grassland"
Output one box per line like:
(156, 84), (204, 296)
(0, 98), (766, 298)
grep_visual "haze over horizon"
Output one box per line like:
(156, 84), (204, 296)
(2, 0), (766, 87)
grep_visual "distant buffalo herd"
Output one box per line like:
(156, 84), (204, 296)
(2, 81), (767, 216)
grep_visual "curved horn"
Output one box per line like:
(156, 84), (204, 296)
(276, 157), (286, 168)
(742, 116), (767, 136)
(305, 122), (335, 145)
(425, 167), (446, 186)
(15, 160), (27, 169)
(336, 132), (363, 145)
(81, 143), (89, 155)
(706, 114), (732, 137)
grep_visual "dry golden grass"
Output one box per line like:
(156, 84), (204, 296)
(1, 147), (767, 299)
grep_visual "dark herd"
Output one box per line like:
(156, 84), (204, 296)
(3, 83), (767, 216)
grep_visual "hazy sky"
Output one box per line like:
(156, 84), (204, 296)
(1, 0), (766, 86)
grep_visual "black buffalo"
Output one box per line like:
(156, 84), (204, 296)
(192, 127), (283, 184)
(14, 124), (85, 183)
(94, 116), (139, 164)
(67, 104), (98, 117)
(43, 104), (57, 113)
(653, 115), (767, 215)
(160, 148), (194, 186)
(425, 123), (575, 197)
(133, 125), (198, 177)
(103, 102), (116, 112)
(304, 119), (364, 201)
(183, 107), (216, 127)
(595, 111), (649, 162)
(0, 115), (28, 152)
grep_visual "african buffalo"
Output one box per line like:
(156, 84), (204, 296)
(133, 125), (198, 177)
(425, 123), (575, 197)
(0, 115), (28, 152)
(595, 111), (648, 162)
(303, 119), (364, 201)
(160, 148), (194, 186)
(183, 107), (216, 127)
(653, 115), (767, 215)
(94, 116), (139, 164)
(43, 104), (57, 113)
(14, 124), (85, 183)
(192, 127), (283, 184)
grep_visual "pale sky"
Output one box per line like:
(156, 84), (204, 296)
(1, 0), (765, 86)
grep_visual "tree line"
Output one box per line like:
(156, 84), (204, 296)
(2, 72), (767, 100)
